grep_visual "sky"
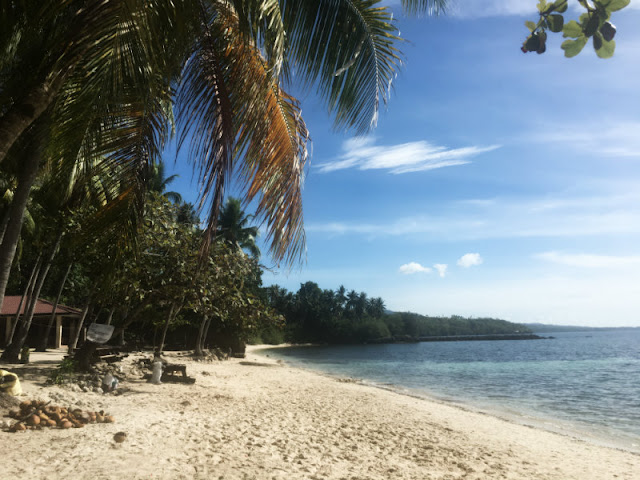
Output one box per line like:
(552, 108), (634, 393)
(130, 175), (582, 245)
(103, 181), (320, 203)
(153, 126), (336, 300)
(165, 1), (640, 327)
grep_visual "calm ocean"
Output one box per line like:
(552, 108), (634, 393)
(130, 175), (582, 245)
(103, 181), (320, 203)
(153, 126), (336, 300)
(261, 329), (640, 453)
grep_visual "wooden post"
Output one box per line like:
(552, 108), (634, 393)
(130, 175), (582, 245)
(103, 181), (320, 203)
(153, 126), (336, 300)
(55, 316), (62, 349)
(4, 317), (12, 345)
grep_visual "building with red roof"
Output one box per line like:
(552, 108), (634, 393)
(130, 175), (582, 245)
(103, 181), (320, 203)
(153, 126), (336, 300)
(1, 296), (82, 349)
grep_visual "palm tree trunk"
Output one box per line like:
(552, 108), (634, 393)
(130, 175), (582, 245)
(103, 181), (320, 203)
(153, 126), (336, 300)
(201, 316), (213, 353)
(157, 302), (177, 354)
(195, 315), (210, 356)
(1, 231), (62, 362)
(7, 254), (41, 344)
(0, 137), (42, 314)
(0, 75), (66, 166)
(69, 295), (93, 354)
(37, 261), (72, 351)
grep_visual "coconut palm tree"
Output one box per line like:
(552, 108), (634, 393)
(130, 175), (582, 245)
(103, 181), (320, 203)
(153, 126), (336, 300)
(217, 197), (260, 259)
(0, 0), (448, 313)
(148, 161), (182, 204)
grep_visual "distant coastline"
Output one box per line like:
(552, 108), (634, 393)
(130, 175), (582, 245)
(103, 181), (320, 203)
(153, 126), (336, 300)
(366, 332), (546, 344)
(525, 323), (640, 333)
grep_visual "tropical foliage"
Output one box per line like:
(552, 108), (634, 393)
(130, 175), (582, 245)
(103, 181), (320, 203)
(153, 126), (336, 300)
(258, 282), (530, 345)
(217, 197), (260, 258)
(1, 0), (451, 363)
(522, 0), (629, 57)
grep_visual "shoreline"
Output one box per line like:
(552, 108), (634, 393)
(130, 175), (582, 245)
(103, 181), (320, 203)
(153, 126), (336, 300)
(2, 348), (639, 479)
(251, 344), (640, 455)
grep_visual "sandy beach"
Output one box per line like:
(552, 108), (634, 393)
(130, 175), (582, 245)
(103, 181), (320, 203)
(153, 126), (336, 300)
(1, 346), (639, 480)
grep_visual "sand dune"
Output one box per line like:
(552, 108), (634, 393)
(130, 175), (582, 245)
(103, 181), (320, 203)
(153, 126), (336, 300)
(1, 347), (638, 479)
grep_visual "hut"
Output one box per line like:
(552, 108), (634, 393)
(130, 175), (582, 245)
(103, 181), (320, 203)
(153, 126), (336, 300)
(0, 296), (82, 349)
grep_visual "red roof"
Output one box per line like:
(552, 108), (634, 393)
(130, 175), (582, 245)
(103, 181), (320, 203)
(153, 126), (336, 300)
(0, 296), (81, 316)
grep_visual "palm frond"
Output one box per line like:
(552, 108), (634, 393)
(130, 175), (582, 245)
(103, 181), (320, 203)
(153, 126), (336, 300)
(281, 0), (402, 133)
(401, 0), (448, 15)
(225, 0), (287, 76)
(177, 4), (309, 265)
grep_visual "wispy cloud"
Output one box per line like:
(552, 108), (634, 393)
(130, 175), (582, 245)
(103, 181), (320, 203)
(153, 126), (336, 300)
(457, 253), (483, 267)
(444, 0), (640, 19)
(316, 137), (500, 174)
(446, 0), (536, 18)
(537, 121), (640, 158)
(307, 190), (640, 241)
(434, 264), (448, 278)
(536, 251), (640, 268)
(399, 262), (432, 274)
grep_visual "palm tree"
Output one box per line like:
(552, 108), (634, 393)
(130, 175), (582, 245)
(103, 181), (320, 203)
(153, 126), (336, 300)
(0, 0), (448, 312)
(217, 197), (260, 259)
(148, 161), (182, 204)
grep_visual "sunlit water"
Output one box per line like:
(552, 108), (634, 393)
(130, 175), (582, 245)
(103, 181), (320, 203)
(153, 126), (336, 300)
(261, 329), (640, 452)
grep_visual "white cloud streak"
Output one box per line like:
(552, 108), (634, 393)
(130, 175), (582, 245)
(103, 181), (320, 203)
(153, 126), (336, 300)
(457, 253), (483, 268)
(307, 190), (640, 241)
(399, 262), (432, 274)
(447, 0), (536, 18)
(537, 121), (640, 158)
(445, 0), (640, 19)
(317, 137), (500, 174)
(536, 251), (640, 268)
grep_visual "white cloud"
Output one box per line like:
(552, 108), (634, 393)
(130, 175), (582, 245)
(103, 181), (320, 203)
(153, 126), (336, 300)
(399, 262), (432, 274)
(536, 251), (640, 268)
(433, 264), (448, 278)
(316, 137), (500, 174)
(457, 253), (483, 268)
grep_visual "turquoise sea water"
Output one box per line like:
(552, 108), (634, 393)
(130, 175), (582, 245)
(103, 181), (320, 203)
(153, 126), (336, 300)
(261, 329), (640, 452)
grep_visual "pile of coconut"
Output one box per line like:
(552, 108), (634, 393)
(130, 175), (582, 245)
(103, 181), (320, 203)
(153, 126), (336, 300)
(4, 399), (114, 433)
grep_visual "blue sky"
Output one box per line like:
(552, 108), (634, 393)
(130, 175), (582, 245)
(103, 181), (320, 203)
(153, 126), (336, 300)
(166, 1), (640, 327)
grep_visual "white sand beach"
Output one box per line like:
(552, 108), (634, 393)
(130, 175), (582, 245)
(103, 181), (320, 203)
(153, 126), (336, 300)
(2, 346), (639, 480)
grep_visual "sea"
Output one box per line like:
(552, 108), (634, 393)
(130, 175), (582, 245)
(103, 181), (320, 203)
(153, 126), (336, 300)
(261, 328), (640, 453)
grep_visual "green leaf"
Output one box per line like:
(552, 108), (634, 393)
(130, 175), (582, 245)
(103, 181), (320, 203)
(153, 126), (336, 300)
(525, 20), (537, 32)
(596, 37), (616, 58)
(607, 0), (630, 12)
(561, 36), (588, 57)
(537, 0), (549, 13)
(583, 13), (601, 37)
(553, 0), (568, 13)
(547, 14), (564, 32)
(524, 34), (541, 52)
(593, 31), (603, 51)
(563, 20), (582, 38)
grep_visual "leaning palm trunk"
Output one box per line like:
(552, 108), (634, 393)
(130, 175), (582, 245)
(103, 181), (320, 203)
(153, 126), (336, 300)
(1, 231), (62, 362)
(0, 139), (42, 313)
(195, 314), (210, 356)
(68, 295), (93, 354)
(37, 261), (73, 352)
(6, 254), (41, 345)
(0, 77), (66, 166)
(157, 302), (178, 354)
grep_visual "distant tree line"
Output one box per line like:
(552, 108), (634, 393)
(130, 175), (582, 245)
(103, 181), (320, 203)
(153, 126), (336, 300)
(254, 281), (531, 345)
